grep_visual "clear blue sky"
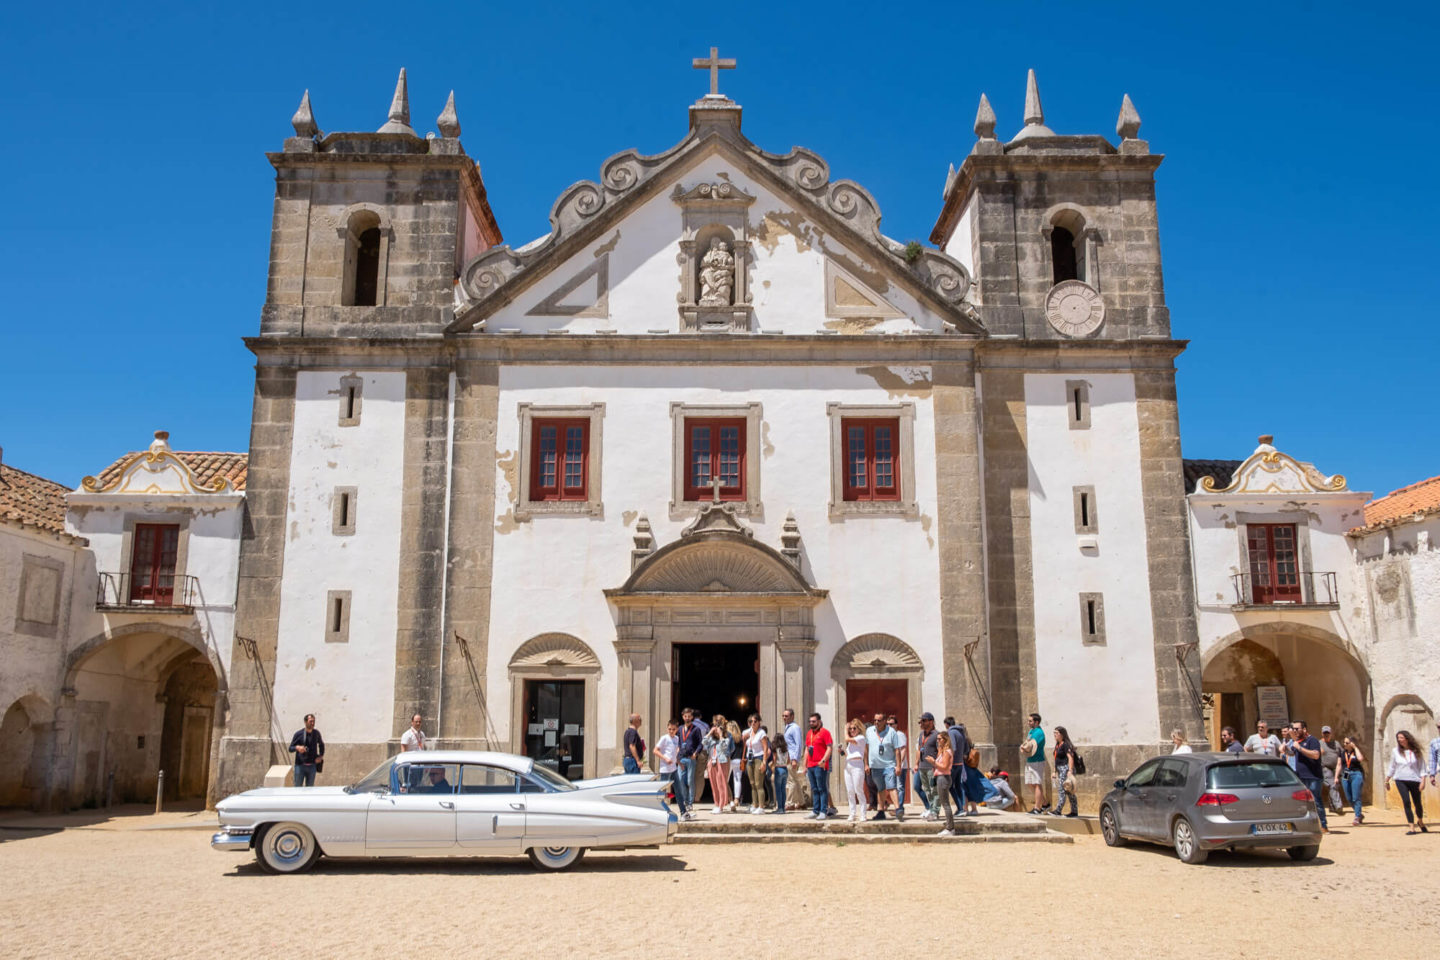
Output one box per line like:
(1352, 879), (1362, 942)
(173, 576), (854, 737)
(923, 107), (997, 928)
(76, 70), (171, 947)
(2, 2), (1435, 497)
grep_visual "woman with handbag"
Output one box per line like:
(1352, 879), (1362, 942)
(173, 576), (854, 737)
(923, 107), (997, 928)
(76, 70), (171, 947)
(1049, 726), (1079, 818)
(706, 716), (733, 815)
(1336, 736), (1366, 826)
(932, 731), (958, 836)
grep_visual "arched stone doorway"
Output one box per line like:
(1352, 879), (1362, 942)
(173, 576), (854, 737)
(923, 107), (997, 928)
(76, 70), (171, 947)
(62, 622), (226, 808)
(830, 634), (924, 797)
(1378, 694), (1435, 813)
(0, 695), (55, 810)
(508, 633), (601, 781)
(1202, 622), (1372, 802)
(604, 504), (827, 775)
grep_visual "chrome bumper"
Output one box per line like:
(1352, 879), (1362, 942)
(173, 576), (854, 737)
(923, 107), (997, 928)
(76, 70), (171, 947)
(211, 828), (254, 852)
(666, 810), (679, 838)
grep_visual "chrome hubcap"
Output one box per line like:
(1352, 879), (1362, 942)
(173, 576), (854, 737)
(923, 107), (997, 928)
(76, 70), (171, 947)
(271, 830), (304, 862)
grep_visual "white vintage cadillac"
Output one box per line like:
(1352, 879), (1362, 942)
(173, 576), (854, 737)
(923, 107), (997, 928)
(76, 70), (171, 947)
(211, 750), (675, 873)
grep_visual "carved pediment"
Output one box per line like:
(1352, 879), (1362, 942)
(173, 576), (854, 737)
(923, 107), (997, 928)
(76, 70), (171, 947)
(1198, 439), (1347, 495)
(831, 633), (923, 675)
(509, 633), (600, 670)
(608, 534), (824, 600)
(81, 432), (236, 495)
(681, 502), (753, 538)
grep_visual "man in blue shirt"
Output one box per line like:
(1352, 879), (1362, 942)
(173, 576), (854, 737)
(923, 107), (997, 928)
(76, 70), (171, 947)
(783, 709), (809, 811)
(684, 708), (710, 807)
(1284, 719), (1328, 832)
(866, 713), (902, 821)
(675, 712), (704, 821)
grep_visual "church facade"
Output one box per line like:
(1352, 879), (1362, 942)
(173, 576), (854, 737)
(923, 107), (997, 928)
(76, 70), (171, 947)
(215, 64), (1204, 798)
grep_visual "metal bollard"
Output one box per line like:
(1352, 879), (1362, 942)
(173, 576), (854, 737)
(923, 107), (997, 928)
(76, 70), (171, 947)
(155, 770), (164, 814)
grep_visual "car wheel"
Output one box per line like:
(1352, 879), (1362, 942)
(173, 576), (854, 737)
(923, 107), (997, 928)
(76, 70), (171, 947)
(1099, 805), (1126, 847)
(527, 845), (586, 871)
(256, 822), (321, 874)
(1171, 817), (1208, 864)
(1286, 844), (1320, 862)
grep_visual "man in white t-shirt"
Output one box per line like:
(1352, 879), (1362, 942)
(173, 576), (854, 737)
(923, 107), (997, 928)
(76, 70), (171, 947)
(400, 713), (427, 752)
(1244, 720), (1281, 756)
(654, 720), (680, 799)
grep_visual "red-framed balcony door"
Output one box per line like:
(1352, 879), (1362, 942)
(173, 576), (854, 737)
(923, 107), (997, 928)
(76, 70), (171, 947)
(130, 524), (180, 604)
(1246, 523), (1300, 603)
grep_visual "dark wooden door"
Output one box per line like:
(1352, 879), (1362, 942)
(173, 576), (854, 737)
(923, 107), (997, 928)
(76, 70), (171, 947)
(1247, 523), (1300, 603)
(845, 679), (908, 742)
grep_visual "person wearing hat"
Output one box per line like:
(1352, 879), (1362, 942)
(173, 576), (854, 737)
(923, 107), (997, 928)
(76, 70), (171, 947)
(915, 713), (941, 821)
(1318, 726), (1344, 814)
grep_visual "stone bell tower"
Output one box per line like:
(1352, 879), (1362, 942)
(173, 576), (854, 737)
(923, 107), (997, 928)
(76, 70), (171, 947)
(931, 70), (1166, 342)
(260, 69), (502, 338)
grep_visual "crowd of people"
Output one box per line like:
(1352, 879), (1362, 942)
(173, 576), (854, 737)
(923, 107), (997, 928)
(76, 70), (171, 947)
(287, 708), (1440, 837)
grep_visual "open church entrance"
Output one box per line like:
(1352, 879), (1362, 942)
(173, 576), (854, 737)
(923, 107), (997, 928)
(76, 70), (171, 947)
(672, 642), (759, 728)
(673, 642), (758, 806)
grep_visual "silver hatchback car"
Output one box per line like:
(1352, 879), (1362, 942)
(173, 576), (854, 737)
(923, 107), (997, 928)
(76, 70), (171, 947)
(1099, 752), (1323, 864)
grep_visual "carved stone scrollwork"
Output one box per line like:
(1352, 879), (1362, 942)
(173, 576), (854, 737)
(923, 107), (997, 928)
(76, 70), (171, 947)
(912, 250), (973, 305)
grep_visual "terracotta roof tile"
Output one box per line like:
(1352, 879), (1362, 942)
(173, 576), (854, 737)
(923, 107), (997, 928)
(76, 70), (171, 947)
(0, 462), (76, 539)
(90, 451), (248, 492)
(1363, 473), (1440, 529)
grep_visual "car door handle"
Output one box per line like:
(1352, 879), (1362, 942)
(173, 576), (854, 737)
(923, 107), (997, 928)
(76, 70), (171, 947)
(439, 801), (454, 809)
(1165, 795), (1176, 802)
(509, 802), (525, 811)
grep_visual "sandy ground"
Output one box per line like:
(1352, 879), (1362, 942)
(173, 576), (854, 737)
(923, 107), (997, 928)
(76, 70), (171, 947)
(0, 806), (1435, 959)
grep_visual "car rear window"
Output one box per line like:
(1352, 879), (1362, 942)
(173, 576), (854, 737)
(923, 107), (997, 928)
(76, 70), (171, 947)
(1206, 762), (1301, 789)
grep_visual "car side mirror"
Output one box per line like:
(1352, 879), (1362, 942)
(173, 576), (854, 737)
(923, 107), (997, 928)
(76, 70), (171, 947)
(1114, 778), (1127, 790)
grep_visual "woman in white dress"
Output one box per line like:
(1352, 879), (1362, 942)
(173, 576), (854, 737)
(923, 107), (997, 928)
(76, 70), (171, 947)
(1385, 730), (1428, 834)
(844, 719), (869, 822)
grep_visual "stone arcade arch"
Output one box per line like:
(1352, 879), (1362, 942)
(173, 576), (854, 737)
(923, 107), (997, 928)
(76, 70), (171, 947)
(508, 633), (601, 780)
(0, 694), (55, 809)
(1202, 621), (1373, 801)
(61, 622), (227, 808)
(604, 505), (826, 774)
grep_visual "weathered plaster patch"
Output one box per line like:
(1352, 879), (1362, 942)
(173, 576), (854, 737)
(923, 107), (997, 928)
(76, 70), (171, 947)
(823, 317), (884, 334)
(819, 244), (891, 294)
(305, 657), (316, 671)
(494, 508), (519, 536)
(761, 421), (775, 458)
(855, 365), (932, 399)
(495, 449), (519, 504)
(289, 520), (300, 542)
(593, 230), (621, 258)
(754, 211), (815, 255)
(919, 513), (934, 549)
(621, 510), (638, 527)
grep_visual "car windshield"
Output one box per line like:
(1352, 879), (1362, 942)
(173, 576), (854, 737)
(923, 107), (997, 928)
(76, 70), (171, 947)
(349, 758), (397, 793)
(526, 762), (577, 792)
(1207, 762), (1301, 789)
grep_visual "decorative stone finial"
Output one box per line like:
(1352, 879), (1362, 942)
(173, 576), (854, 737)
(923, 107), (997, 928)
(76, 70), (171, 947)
(1116, 94), (1142, 140)
(781, 511), (802, 568)
(378, 68), (416, 135)
(1258, 434), (1274, 446)
(631, 513), (655, 570)
(1024, 69), (1044, 126)
(291, 90), (319, 139)
(149, 430), (172, 457)
(974, 93), (996, 140)
(437, 90), (461, 138)
(1011, 69), (1056, 141)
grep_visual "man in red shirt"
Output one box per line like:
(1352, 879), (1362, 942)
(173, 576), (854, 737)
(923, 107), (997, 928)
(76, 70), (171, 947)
(804, 712), (834, 821)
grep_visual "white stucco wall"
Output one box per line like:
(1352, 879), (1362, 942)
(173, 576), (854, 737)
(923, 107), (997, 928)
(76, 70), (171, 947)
(0, 524), (82, 720)
(484, 363), (946, 749)
(942, 195), (976, 277)
(1024, 372), (1161, 744)
(273, 370), (407, 741)
(489, 159), (950, 336)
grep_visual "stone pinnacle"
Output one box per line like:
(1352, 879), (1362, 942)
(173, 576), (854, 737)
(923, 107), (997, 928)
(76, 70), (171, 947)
(291, 90), (319, 139)
(1023, 69), (1044, 127)
(437, 90), (461, 138)
(378, 67), (416, 135)
(1116, 93), (1142, 139)
(974, 93), (996, 139)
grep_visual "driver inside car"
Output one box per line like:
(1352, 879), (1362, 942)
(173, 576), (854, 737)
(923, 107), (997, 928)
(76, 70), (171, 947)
(420, 766), (453, 793)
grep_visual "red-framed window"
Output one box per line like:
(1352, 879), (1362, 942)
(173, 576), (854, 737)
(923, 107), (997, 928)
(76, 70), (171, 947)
(130, 523), (179, 604)
(530, 418), (589, 501)
(683, 418), (745, 501)
(842, 418), (900, 501)
(1247, 523), (1301, 603)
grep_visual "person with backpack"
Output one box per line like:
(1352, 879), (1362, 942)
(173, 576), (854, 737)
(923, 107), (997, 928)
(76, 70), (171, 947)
(1049, 725), (1080, 818)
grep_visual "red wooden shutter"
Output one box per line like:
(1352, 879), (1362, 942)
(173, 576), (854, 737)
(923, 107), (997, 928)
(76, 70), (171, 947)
(1247, 523), (1301, 603)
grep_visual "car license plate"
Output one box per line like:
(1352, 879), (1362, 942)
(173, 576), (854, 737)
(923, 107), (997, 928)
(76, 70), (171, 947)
(1251, 822), (1293, 835)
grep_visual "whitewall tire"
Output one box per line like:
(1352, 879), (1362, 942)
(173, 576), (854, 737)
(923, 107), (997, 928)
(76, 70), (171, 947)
(527, 845), (585, 871)
(256, 822), (322, 874)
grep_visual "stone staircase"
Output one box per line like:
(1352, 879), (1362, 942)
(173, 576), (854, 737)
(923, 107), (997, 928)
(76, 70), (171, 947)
(672, 807), (1072, 844)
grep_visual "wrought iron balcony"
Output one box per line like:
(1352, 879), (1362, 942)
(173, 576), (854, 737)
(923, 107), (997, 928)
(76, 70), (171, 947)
(1229, 571), (1338, 608)
(96, 572), (200, 612)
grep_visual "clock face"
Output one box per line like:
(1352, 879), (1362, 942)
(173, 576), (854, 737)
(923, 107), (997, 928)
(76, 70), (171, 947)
(1044, 280), (1105, 337)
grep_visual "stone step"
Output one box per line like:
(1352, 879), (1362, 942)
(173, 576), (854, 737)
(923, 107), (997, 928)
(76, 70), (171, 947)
(674, 831), (1071, 845)
(680, 818), (1049, 836)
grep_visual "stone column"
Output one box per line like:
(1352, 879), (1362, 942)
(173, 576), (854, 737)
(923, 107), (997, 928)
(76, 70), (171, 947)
(775, 628), (817, 721)
(614, 632), (656, 770)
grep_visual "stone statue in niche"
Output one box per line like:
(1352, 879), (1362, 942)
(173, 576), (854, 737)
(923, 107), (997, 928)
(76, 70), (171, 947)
(697, 239), (735, 306)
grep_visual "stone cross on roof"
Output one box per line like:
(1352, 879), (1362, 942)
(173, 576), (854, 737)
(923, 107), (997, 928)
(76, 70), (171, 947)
(709, 474), (725, 503)
(692, 46), (736, 97)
